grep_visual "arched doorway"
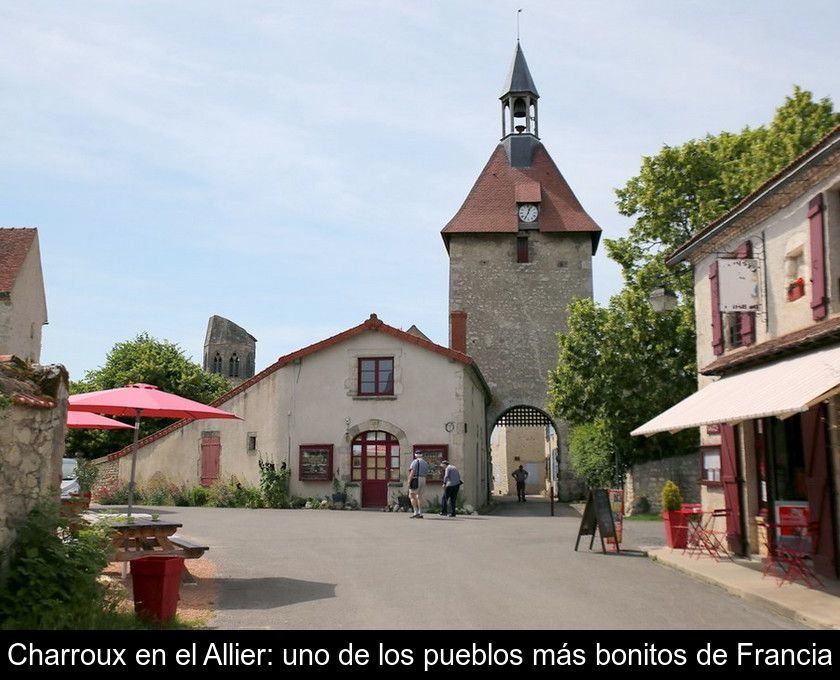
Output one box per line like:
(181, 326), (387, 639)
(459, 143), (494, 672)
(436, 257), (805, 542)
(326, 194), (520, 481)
(351, 431), (401, 507)
(489, 405), (558, 501)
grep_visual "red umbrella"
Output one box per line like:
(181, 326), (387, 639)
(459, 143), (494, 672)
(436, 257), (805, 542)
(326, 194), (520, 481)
(68, 383), (239, 516)
(67, 410), (135, 430)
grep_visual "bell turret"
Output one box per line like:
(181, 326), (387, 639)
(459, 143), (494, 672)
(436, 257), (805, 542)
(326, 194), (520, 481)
(500, 42), (539, 139)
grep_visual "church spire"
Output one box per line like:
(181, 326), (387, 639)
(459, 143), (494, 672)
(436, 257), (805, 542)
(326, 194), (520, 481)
(500, 43), (539, 139)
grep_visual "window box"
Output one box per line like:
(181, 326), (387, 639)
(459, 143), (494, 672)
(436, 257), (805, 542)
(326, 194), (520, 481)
(787, 277), (805, 301)
(299, 445), (333, 481)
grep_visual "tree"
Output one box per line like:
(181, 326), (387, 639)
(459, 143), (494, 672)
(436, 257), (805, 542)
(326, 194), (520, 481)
(549, 290), (698, 472)
(67, 333), (231, 459)
(550, 87), (838, 480)
(608, 86), (839, 296)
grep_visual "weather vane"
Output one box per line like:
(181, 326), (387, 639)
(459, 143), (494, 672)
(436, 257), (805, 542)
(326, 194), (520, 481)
(517, 9), (522, 42)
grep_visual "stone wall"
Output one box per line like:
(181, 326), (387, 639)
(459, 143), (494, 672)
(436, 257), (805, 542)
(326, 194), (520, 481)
(623, 452), (700, 514)
(0, 361), (68, 556)
(92, 456), (119, 497)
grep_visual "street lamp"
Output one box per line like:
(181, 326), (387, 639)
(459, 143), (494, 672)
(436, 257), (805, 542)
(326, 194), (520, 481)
(648, 287), (678, 313)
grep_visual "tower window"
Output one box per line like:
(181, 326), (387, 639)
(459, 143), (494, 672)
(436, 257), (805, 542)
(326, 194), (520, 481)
(517, 235), (529, 263)
(229, 353), (240, 377)
(212, 352), (222, 374)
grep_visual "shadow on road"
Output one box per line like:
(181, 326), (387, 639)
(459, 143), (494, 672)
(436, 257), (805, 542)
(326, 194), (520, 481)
(218, 577), (336, 610)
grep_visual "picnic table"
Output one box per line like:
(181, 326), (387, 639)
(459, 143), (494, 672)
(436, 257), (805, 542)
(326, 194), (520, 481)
(84, 513), (209, 581)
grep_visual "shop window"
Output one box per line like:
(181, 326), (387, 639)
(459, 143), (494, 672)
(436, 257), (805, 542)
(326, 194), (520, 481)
(413, 445), (449, 483)
(700, 446), (721, 484)
(299, 445), (333, 481)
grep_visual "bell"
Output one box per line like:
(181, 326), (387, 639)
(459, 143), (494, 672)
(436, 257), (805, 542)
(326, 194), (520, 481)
(512, 98), (527, 118)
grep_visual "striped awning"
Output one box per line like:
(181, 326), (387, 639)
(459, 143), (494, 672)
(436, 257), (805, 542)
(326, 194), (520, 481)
(632, 344), (840, 436)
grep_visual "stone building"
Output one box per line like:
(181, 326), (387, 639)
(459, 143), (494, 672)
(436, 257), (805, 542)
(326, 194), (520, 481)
(0, 357), (68, 556)
(0, 228), (48, 363)
(98, 314), (491, 509)
(442, 43), (601, 500)
(203, 315), (256, 387)
(635, 124), (840, 579)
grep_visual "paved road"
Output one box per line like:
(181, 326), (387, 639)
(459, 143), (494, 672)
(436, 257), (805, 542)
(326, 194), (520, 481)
(128, 498), (801, 630)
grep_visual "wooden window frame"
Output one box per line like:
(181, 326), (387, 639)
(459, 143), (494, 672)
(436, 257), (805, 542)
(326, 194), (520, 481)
(357, 357), (395, 396)
(299, 444), (334, 481)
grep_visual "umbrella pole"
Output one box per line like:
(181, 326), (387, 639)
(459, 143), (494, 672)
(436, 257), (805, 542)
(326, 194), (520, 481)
(126, 409), (141, 518)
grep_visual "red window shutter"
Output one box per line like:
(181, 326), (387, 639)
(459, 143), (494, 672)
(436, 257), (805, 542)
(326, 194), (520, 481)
(801, 405), (836, 578)
(200, 436), (221, 487)
(719, 424), (742, 554)
(736, 241), (755, 345)
(809, 194), (827, 320)
(709, 262), (724, 355)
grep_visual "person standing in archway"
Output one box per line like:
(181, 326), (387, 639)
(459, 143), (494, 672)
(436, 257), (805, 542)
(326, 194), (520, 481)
(512, 465), (529, 502)
(407, 451), (429, 518)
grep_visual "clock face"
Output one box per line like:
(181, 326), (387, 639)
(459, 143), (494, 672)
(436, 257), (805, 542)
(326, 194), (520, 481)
(518, 203), (539, 223)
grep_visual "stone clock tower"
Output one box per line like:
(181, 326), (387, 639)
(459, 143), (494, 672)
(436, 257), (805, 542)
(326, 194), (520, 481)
(441, 43), (601, 500)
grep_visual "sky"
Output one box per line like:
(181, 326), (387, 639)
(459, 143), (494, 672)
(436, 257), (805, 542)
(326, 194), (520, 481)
(3, 1), (840, 380)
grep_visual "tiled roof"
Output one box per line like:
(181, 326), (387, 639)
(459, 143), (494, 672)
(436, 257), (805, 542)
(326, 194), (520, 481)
(441, 144), (601, 253)
(0, 228), (37, 293)
(700, 316), (840, 376)
(0, 354), (56, 409)
(106, 314), (490, 461)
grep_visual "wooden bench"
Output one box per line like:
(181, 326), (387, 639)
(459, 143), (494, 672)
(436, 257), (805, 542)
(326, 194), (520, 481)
(169, 536), (209, 584)
(169, 536), (210, 559)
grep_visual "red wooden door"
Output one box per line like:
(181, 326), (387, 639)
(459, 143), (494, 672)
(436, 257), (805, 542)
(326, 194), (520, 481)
(719, 424), (743, 553)
(200, 436), (221, 487)
(801, 405), (837, 578)
(352, 431), (400, 507)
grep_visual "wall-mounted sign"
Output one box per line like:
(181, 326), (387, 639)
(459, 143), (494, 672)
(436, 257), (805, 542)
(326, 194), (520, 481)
(718, 258), (760, 312)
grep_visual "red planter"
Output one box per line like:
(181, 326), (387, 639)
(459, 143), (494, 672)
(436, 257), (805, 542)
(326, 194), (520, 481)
(662, 510), (688, 549)
(787, 281), (805, 301)
(130, 556), (184, 624)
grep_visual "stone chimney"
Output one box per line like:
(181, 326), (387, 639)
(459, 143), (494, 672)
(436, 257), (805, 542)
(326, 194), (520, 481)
(450, 311), (467, 354)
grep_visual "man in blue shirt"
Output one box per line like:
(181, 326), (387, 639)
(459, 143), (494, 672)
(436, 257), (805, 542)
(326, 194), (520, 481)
(440, 459), (462, 517)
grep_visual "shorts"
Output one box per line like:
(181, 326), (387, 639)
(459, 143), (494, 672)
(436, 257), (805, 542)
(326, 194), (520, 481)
(408, 477), (426, 497)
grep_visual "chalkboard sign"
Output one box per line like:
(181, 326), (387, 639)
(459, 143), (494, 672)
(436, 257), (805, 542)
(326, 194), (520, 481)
(574, 489), (619, 553)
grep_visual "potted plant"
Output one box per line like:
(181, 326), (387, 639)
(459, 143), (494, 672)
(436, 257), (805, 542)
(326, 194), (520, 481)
(331, 476), (347, 506)
(661, 480), (687, 549)
(787, 276), (805, 301)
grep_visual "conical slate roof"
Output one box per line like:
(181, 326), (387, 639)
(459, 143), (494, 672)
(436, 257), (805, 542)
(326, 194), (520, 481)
(500, 42), (539, 98)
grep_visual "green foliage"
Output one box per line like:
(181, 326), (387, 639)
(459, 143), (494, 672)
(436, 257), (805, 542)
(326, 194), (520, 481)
(0, 502), (117, 629)
(259, 461), (290, 509)
(608, 86), (839, 295)
(289, 496), (308, 509)
(97, 483), (134, 505)
(209, 477), (263, 508)
(75, 456), (99, 494)
(66, 333), (231, 460)
(188, 487), (210, 507)
(568, 421), (618, 488)
(661, 480), (683, 512)
(549, 290), (698, 470)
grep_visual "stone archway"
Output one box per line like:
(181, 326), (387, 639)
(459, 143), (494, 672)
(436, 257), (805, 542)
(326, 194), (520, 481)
(488, 405), (567, 501)
(343, 419), (408, 507)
